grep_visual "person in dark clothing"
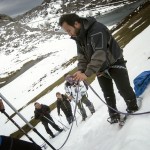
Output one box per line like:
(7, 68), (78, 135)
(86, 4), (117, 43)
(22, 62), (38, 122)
(59, 13), (138, 124)
(0, 135), (42, 150)
(56, 92), (74, 124)
(0, 99), (42, 150)
(34, 102), (63, 138)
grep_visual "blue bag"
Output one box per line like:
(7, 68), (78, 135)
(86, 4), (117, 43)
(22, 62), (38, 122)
(133, 71), (150, 97)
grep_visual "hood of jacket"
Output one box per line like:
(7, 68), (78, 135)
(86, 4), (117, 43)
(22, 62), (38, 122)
(72, 17), (96, 41)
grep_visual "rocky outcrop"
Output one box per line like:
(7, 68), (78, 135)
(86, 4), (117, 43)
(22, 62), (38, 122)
(0, 14), (14, 21)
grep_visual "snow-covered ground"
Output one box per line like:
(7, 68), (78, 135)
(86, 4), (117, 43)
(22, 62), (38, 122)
(0, 22), (150, 150)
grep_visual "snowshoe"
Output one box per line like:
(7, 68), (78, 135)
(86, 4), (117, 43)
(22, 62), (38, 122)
(107, 113), (120, 124)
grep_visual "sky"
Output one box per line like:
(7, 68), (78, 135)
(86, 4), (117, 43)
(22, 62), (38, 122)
(0, 0), (43, 17)
(0, 23), (150, 150)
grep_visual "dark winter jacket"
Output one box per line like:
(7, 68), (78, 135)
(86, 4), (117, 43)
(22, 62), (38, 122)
(72, 17), (123, 77)
(0, 135), (42, 150)
(57, 94), (72, 115)
(34, 104), (51, 122)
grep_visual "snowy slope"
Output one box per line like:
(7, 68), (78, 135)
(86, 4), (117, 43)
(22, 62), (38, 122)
(0, 23), (150, 150)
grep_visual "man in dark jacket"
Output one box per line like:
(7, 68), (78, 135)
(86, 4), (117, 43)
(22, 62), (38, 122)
(56, 92), (74, 124)
(59, 13), (138, 124)
(34, 102), (63, 138)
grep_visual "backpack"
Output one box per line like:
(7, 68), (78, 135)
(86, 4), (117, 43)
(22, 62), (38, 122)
(133, 71), (150, 97)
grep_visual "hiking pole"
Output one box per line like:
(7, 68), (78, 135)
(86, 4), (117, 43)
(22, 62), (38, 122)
(0, 100), (37, 145)
(71, 102), (82, 116)
(50, 115), (70, 130)
(0, 93), (56, 150)
(42, 115), (63, 129)
(74, 84), (80, 127)
(3, 111), (47, 150)
(58, 116), (68, 131)
(2, 111), (37, 144)
(71, 102), (78, 127)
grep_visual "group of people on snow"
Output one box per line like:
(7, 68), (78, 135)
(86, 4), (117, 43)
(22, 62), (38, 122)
(33, 13), (139, 140)
(33, 72), (96, 138)
(0, 13), (139, 149)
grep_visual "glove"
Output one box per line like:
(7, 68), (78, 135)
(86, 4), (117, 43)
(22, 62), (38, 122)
(0, 100), (5, 113)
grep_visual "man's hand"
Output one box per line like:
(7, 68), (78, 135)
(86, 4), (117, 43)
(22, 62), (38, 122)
(73, 71), (87, 81)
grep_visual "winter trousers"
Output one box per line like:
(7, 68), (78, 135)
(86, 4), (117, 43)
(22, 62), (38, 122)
(97, 64), (137, 116)
(42, 115), (61, 136)
(63, 110), (74, 124)
(63, 109), (73, 118)
(0, 135), (41, 150)
(77, 95), (95, 119)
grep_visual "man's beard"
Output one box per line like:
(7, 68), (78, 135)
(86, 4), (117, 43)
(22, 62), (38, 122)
(75, 27), (80, 36)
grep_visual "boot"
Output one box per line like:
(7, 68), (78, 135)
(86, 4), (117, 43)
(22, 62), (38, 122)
(82, 114), (87, 121)
(58, 128), (63, 132)
(126, 99), (138, 113)
(107, 113), (120, 124)
(51, 135), (55, 138)
(67, 116), (74, 124)
(80, 107), (87, 121)
(88, 103), (95, 114)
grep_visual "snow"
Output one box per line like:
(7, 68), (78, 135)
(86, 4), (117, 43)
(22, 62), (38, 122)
(0, 21), (150, 150)
(26, 1), (126, 29)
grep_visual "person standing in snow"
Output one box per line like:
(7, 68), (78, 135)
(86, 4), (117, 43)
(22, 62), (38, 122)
(56, 92), (74, 124)
(34, 102), (63, 138)
(64, 73), (95, 121)
(0, 99), (42, 150)
(59, 13), (138, 123)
